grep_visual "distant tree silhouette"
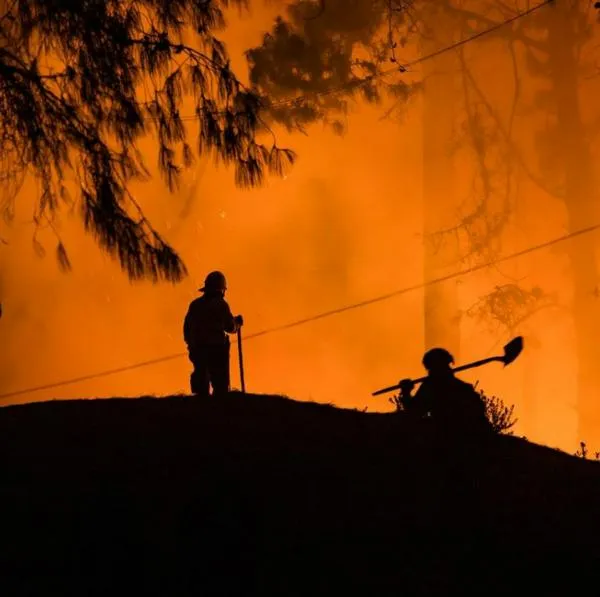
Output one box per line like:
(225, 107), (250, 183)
(443, 0), (600, 443)
(246, 0), (417, 133)
(0, 0), (294, 281)
(263, 1), (599, 443)
(524, 0), (600, 444)
(247, 0), (466, 356)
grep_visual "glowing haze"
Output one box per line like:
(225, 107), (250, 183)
(1, 2), (599, 453)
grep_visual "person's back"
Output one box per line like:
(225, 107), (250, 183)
(414, 374), (487, 429)
(401, 348), (490, 433)
(184, 293), (236, 348)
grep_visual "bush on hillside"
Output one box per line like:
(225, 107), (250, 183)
(479, 391), (517, 434)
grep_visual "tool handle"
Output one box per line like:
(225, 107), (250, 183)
(371, 356), (503, 396)
(237, 328), (246, 393)
(451, 356), (501, 374)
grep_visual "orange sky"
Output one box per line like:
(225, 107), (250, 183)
(1, 1), (600, 454)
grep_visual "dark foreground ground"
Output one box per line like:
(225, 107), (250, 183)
(1, 392), (599, 596)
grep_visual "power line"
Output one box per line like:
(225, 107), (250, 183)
(174, 0), (553, 122)
(0, 2), (556, 403)
(268, 0), (554, 108)
(1, 219), (597, 402)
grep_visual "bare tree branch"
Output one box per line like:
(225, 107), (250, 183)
(461, 59), (564, 200)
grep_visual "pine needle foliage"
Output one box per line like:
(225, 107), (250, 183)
(0, 0), (295, 280)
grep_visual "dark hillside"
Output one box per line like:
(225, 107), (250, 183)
(1, 393), (599, 596)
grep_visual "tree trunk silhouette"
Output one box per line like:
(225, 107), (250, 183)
(421, 8), (461, 357)
(546, 1), (600, 443)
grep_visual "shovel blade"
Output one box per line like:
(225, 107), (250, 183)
(502, 336), (524, 366)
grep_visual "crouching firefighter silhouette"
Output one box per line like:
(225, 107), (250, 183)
(183, 271), (243, 397)
(399, 348), (491, 433)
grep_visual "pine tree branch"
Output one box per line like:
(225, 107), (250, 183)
(0, 0), (293, 280)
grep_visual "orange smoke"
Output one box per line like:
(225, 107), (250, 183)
(1, 2), (599, 455)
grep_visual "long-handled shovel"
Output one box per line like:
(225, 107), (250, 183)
(237, 327), (246, 394)
(372, 336), (524, 397)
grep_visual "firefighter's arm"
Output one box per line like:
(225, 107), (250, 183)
(223, 301), (243, 333)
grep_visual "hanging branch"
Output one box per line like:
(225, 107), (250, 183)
(0, 0), (295, 281)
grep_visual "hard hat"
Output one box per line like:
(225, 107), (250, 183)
(200, 270), (227, 292)
(422, 348), (454, 372)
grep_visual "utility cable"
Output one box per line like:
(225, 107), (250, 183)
(0, 218), (596, 402)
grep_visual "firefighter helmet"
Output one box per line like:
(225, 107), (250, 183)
(422, 348), (454, 372)
(200, 271), (227, 292)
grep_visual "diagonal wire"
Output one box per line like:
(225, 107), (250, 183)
(172, 0), (553, 121)
(0, 218), (597, 402)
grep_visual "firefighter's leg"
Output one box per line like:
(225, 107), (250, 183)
(208, 344), (231, 397)
(190, 352), (210, 397)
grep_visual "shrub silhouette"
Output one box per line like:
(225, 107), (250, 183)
(479, 390), (517, 434)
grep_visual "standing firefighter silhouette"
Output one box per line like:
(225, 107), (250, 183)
(183, 271), (243, 397)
